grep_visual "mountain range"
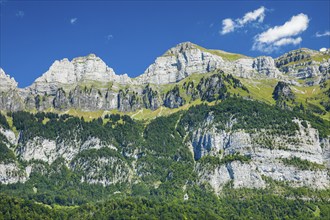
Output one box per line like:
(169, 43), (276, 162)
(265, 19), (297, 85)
(0, 42), (330, 219)
(1, 42), (329, 113)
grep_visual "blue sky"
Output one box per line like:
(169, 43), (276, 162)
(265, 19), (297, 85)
(1, 0), (329, 87)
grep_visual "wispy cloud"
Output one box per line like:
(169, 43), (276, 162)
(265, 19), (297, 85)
(104, 34), (114, 44)
(15, 11), (25, 18)
(221, 18), (235, 34)
(70, 18), (78, 25)
(237, 6), (265, 25)
(315, 31), (330, 37)
(252, 13), (309, 53)
(220, 6), (266, 35)
(273, 37), (302, 47)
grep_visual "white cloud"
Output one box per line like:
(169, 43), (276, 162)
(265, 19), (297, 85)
(220, 6), (265, 35)
(273, 37), (302, 46)
(315, 31), (330, 37)
(257, 13), (309, 43)
(70, 18), (78, 25)
(221, 18), (235, 34)
(15, 11), (25, 18)
(238, 6), (265, 25)
(252, 13), (309, 53)
(106, 34), (114, 40)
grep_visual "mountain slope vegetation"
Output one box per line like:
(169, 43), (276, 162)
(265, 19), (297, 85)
(0, 42), (329, 219)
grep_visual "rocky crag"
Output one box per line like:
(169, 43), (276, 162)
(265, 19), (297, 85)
(0, 42), (329, 112)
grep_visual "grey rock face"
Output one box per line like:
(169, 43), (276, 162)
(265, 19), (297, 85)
(252, 56), (281, 78)
(275, 48), (330, 85)
(163, 86), (185, 108)
(0, 89), (24, 111)
(196, 161), (266, 194)
(272, 81), (295, 101)
(142, 85), (161, 110)
(29, 54), (131, 95)
(0, 69), (24, 111)
(118, 89), (140, 112)
(321, 138), (330, 168)
(136, 42), (227, 85)
(53, 88), (69, 110)
(17, 136), (117, 165)
(196, 73), (226, 101)
(0, 68), (18, 91)
(6, 134), (131, 186)
(71, 155), (133, 186)
(51, 86), (120, 111)
(0, 127), (17, 146)
(70, 86), (105, 111)
(0, 44), (328, 113)
(189, 117), (329, 192)
(0, 163), (27, 184)
(136, 42), (287, 85)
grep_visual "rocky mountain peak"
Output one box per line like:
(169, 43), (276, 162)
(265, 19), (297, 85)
(135, 42), (289, 84)
(34, 54), (116, 83)
(165, 42), (197, 55)
(135, 42), (226, 84)
(29, 54), (131, 95)
(275, 47), (330, 85)
(1, 42), (328, 112)
(276, 48), (313, 62)
(275, 48), (329, 65)
(0, 68), (18, 91)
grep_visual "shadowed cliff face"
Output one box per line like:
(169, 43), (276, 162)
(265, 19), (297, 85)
(0, 68), (244, 112)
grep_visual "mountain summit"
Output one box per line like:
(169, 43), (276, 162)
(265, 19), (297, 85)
(136, 42), (228, 84)
(0, 68), (18, 92)
(29, 54), (131, 95)
(0, 42), (329, 112)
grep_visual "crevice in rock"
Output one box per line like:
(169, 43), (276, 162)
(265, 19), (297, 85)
(226, 162), (234, 180)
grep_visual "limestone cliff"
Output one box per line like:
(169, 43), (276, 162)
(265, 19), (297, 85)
(275, 48), (330, 85)
(0, 99), (328, 191)
(0, 68), (24, 111)
(0, 43), (329, 113)
(29, 54), (131, 95)
(136, 42), (285, 84)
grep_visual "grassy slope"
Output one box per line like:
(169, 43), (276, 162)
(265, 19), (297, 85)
(238, 78), (330, 121)
(193, 44), (249, 61)
(162, 43), (248, 61)
(292, 80), (330, 120)
(238, 78), (278, 105)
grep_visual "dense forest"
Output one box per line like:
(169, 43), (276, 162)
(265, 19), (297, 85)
(1, 186), (330, 219)
(0, 98), (330, 219)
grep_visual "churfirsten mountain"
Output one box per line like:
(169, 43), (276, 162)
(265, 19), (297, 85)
(0, 42), (330, 219)
(0, 42), (329, 112)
